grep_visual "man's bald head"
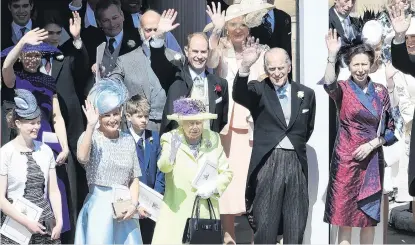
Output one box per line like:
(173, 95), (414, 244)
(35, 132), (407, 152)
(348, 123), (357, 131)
(140, 10), (161, 40)
(264, 48), (292, 86)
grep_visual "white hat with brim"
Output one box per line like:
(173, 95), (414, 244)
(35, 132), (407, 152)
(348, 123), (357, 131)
(203, 0), (275, 32)
(407, 17), (415, 35)
(167, 113), (218, 122)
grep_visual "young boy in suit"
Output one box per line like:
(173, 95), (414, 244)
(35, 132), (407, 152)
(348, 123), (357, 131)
(125, 95), (164, 244)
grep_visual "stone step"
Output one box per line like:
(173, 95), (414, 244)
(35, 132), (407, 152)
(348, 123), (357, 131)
(389, 202), (415, 233)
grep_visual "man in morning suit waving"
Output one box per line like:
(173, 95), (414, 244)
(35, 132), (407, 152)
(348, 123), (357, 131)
(233, 37), (316, 244)
(160, 32), (229, 135)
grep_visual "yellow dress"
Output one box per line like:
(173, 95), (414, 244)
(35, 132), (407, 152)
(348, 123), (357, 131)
(152, 128), (233, 244)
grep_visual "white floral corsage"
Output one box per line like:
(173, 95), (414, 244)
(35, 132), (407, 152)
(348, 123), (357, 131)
(297, 91), (304, 99)
(149, 136), (153, 143)
(127, 40), (136, 48)
(375, 86), (382, 93)
(56, 54), (64, 61)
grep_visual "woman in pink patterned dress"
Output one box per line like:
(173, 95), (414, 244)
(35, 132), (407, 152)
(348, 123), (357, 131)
(321, 29), (397, 245)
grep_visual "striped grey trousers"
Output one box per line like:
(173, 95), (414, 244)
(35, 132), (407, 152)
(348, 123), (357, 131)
(252, 148), (309, 244)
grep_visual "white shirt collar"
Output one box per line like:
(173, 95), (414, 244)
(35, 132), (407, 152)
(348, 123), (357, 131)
(106, 30), (124, 49)
(189, 67), (207, 81)
(129, 127), (145, 143)
(132, 13), (142, 28)
(12, 19), (32, 35)
(333, 8), (350, 24)
(85, 3), (98, 28)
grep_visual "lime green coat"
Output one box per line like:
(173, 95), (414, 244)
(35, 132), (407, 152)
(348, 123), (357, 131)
(152, 128), (233, 244)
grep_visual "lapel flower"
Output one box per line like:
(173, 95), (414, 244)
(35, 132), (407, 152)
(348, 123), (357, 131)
(56, 54), (64, 61)
(214, 84), (222, 93)
(297, 91), (304, 99)
(127, 40), (136, 48)
(375, 86), (382, 93)
(174, 53), (182, 61)
(149, 136), (153, 143)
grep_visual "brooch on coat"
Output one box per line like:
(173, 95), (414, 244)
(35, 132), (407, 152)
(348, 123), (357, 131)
(204, 139), (212, 148)
(297, 91), (304, 99)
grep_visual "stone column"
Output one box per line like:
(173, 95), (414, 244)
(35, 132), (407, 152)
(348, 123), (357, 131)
(152, 0), (207, 49)
(298, 0), (330, 243)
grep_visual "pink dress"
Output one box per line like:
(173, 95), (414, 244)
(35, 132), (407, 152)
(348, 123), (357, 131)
(211, 39), (268, 214)
(323, 78), (397, 227)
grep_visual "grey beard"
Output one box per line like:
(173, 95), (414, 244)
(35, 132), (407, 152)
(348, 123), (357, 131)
(409, 54), (415, 63)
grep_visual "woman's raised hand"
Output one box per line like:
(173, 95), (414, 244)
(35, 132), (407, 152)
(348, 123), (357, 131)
(206, 1), (226, 31)
(325, 28), (341, 57)
(82, 100), (99, 127)
(21, 28), (48, 46)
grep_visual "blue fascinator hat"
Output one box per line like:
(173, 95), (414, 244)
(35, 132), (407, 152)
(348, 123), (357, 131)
(14, 89), (41, 120)
(167, 97), (217, 121)
(88, 78), (129, 115)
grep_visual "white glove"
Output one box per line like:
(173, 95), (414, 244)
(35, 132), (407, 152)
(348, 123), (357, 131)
(196, 182), (218, 199)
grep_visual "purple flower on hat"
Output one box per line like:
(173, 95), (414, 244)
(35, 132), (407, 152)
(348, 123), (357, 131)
(173, 98), (206, 116)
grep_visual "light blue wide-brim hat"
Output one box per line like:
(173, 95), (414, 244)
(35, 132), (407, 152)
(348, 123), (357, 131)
(88, 78), (129, 115)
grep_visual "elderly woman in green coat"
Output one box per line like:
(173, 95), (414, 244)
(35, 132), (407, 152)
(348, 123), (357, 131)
(152, 98), (233, 244)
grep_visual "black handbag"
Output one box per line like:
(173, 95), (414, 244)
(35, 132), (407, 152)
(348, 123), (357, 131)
(182, 196), (223, 244)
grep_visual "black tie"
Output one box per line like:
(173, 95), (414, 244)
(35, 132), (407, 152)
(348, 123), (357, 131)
(263, 13), (272, 37)
(108, 38), (116, 54)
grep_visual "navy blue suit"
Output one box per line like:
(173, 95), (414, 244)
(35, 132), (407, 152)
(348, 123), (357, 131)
(137, 129), (165, 194)
(128, 129), (164, 244)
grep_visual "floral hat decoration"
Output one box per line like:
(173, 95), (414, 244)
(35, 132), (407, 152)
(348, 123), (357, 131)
(167, 98), (218, 121)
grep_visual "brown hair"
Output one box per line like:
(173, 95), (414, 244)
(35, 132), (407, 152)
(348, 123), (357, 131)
(6, 109), (22, 129)
(95, 0), (123, 21)
(125, 95), (150, 116)
(186, 32), (209, 47)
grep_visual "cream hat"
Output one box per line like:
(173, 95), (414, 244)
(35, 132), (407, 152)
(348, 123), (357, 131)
(407, 17), (415, 35)
(203, 0), (275, 32)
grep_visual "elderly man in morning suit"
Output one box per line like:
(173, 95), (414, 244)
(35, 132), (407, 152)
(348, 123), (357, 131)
(108, 9), (182, 131)
(233, 38), (316, 244)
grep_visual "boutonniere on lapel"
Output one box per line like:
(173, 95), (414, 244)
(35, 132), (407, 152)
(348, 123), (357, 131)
(214, 84), (222, 94)
(149, 136), (153, 144)
(56, 54), (64, 61)
(127, 40), (136, 48)
(297, 91), (304, 100)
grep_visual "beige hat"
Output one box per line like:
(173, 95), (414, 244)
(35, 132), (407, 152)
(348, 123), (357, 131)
(407, 17), (415, 35)
(203, 0), (275, 32)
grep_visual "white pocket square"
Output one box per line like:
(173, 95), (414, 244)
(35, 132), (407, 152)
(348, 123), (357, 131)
(302, 109), (309, 113)
(215, 97), (223, 104)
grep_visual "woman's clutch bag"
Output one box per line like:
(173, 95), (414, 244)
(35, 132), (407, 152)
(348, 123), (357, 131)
(112, 199), (131, 219)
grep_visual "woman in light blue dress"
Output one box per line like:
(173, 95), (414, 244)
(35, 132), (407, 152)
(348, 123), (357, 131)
(74, 79), (143, 244)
